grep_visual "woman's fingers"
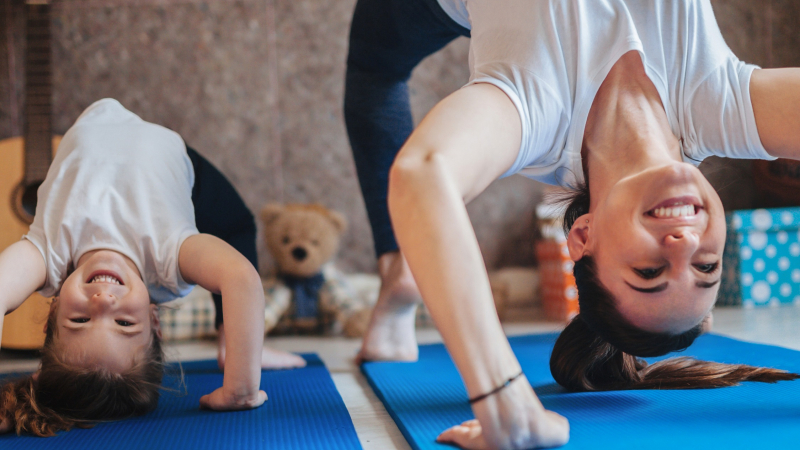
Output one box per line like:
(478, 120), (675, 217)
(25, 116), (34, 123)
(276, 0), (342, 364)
(535, 410), (570, 448)
(437, 412), (569, 450)
(437, 420), (488, 450)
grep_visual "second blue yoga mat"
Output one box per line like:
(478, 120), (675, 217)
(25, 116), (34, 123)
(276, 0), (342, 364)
(363, 333), (800, 450)
(1, 354), (362, 450)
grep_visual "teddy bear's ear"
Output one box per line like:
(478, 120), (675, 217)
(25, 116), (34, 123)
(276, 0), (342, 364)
(327, 210), (348, 234)
(261, 204), (284, 226)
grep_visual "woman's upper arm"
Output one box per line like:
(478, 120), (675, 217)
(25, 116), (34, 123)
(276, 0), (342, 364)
(396, 82), (523, 202)
(750, 68), (800, 160)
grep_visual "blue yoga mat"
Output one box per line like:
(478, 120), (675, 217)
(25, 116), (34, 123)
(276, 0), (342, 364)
(0, 354), (362, 450)
(362, 333), (800, 450)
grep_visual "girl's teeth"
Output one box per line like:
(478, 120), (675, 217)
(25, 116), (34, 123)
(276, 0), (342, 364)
(91, 275), (120, 284)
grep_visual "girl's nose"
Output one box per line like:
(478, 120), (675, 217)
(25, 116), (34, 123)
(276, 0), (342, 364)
(90, 291), (116, 311)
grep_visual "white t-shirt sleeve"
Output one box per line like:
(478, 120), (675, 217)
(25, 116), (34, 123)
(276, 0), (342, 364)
(683, 57), (775, 164)
(468, 63), (569, 181)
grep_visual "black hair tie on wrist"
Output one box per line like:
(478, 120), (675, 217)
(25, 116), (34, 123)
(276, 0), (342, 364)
(468, 371), (525, 405)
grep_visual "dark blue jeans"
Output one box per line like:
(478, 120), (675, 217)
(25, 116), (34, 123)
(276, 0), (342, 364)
(344, 0), (470, 257)
(187, 146), (258, 329)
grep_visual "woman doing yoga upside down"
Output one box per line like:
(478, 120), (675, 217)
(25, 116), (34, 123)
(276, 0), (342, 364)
(345, 0), (800, 448)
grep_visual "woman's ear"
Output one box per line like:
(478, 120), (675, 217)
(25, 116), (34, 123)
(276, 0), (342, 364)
(566, 214), (592, 262)
(150, 304), (163, 340)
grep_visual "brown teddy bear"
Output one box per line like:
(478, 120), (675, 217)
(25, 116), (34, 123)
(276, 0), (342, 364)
(261, 203), (372, 336)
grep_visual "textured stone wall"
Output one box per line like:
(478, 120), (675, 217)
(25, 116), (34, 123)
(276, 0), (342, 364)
(1, 0), (798, 274)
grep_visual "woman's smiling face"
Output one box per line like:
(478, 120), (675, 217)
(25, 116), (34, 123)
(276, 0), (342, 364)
(570, 162), (725, 334)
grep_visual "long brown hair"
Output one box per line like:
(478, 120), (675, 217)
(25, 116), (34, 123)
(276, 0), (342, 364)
(0, 303), (165, 436)
(548, 184), (800, 392)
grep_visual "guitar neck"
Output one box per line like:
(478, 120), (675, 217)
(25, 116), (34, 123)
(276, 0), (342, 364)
(23, 1), (52, 183)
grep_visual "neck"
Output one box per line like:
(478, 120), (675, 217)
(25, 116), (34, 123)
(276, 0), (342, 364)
(582, 52), (682, 211)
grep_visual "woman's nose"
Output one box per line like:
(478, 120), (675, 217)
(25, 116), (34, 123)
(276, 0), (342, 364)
(663, 230), (700, 255)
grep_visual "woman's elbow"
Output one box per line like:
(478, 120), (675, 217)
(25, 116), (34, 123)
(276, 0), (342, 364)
(388, 149), (444, 203)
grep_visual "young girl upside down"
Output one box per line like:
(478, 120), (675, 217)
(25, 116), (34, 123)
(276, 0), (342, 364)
(0, 98), (303, 436)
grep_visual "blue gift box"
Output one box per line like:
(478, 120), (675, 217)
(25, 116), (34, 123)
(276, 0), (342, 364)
(719, 207), (800, 307)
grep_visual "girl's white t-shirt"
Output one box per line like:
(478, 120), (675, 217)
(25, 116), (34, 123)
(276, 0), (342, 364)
(437, 0), (775, 187)
(24, 99), (198, 303)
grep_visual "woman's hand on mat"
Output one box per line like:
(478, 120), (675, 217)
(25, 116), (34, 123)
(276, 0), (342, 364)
(437, 380), (569, 449)
(199, 387), (267, 411)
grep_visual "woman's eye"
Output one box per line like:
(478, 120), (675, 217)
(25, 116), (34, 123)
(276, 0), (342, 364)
(116, 320), (134, 327)
(634, 267), (665, 279)
(70, 318), (89, 323)
(695, 262), (720, 274)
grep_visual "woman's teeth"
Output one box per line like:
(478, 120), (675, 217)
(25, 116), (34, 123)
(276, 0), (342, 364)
(91, 275), (121, 285)
(652, 204), (696, 218)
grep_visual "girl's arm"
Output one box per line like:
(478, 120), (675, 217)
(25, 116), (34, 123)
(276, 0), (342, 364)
(751, 68), (800, 159)
(389, 83), (569, 449)
(178, 233), (267, 410)
(0, 240), (47, 347)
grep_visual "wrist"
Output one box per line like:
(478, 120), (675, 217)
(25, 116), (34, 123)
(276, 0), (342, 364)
(463, 341), (523, 399)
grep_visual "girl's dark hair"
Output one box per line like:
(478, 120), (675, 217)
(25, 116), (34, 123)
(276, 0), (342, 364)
(0, 303), (165, 436)
(548, 183), (799, 392)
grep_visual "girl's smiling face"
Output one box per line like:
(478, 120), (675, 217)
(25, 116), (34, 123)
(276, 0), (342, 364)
(54, 250), (158, 372)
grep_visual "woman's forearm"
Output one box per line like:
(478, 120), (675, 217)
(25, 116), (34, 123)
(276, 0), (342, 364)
(389, 152), (523, 397)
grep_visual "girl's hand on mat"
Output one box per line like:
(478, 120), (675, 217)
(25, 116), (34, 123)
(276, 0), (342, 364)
(199, 387), (267, 411)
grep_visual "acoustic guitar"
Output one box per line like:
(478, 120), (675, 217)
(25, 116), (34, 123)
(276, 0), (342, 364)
(1, 0), (60, 350)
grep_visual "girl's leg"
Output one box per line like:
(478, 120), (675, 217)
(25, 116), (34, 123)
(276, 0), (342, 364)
(187, 146), (305, 369)
(344, 0), (469, 361)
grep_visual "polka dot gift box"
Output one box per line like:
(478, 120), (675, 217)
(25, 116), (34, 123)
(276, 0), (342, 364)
(719, 207), (800, 307)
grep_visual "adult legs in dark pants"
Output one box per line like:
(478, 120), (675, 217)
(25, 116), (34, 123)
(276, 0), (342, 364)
(344, 0), (469, 361)
(187, 146), (305, 369)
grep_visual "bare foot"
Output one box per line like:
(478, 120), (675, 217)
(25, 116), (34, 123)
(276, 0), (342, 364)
(217, 324), (307, 370)
(357, 251), (421, 363)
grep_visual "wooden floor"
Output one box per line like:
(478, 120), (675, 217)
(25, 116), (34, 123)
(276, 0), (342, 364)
(1, 305), (798, 449)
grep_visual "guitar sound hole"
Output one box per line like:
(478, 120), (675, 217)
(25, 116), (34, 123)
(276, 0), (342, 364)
(12, 181), (42, 224)
(20, 182), (40, 216)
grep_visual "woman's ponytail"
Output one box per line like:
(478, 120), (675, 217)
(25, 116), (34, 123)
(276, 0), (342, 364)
(550, 314), (798, 392)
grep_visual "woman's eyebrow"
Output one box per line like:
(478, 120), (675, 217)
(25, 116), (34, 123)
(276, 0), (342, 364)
(696, 279), (720, 289)
(625, 281), (668, 293)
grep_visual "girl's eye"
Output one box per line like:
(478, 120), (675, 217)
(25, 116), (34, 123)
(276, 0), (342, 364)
(634, 267), (665, 279)
(282, 236), (290, 245)
(695, 262), (720, 274)
(116, 320), (134, 327)
(70, 318), (89, 323)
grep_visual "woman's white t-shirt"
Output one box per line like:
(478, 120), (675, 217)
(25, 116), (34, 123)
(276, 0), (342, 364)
(24, 98), (199, 303)
(437, 0), (774, 187)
